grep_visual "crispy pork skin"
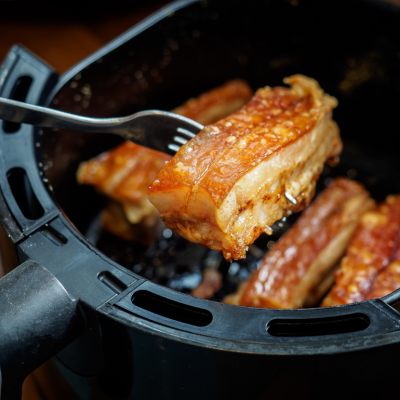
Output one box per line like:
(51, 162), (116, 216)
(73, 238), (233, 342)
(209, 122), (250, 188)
(234, 179), (374, 308)
(322, 195), (400, 307)
(366, 259), (400, 300)
(148, 75), (342, 261)
(77, 142), (170, 224)
(77, 80), (253, 234)
(172, 79), (253, 126)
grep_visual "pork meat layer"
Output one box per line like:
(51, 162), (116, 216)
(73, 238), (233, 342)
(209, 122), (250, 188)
(148, 75), (342, 260)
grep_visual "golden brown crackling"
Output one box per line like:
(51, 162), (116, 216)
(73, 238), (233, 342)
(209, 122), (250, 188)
(364, 206), (400, 301)
(321, 195), (400, 307)
(148, 75), (342, 260)
(238, 178), (372, 308)
(366, 260), (400, 300)
(77, 142), (170, 224)
(77, 142), (169, 202)
(172, 79), (253, 126)
(149, 75), (337, 207)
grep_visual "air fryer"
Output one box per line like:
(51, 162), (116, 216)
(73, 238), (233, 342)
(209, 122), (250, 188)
(1, 1), (400, 399)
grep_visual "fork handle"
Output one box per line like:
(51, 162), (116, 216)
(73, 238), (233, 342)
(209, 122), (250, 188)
(0, 96), (126, 132)
(0, 97), (203, 153)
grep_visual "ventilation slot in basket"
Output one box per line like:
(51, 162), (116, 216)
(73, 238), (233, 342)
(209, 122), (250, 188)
(7, 168), (44, 220)
(132, 290), (213, 327)
(2, 76), (33, 133)
(267, 313), (370, 337)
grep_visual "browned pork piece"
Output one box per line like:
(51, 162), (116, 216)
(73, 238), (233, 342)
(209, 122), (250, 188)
(171, 79), (254, 125)
(321, 195), (400, 307)
(148, 75), (342, 261)
(77, 142), (170, 225)
(366, 253), (400, 300)
(77, 80), (253, 237)
(224, 178), (374, 308)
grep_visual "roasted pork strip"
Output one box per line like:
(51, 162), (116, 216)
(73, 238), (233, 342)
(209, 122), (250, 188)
(77, 142), (170, 224)
(148, 75), (342, 261)
(233, 178), (374, 308)
(77, 80), (253, 230)
(366, 258), (400, 300)
(172, 79), (253, 126)
(321, 195), (400, 307)
(302, 263), (338, 308)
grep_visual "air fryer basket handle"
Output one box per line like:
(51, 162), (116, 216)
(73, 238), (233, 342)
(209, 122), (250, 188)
(0, 260), (84, 400)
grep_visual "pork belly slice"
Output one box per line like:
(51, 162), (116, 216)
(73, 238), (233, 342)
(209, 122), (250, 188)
(148, 75), (342, 261)
(172, 79), (253, 125)
(77, 142), (170, 224)
(77, 80), (253, 231)
(353, 207), (400, 301)
(226, 262), (339, 308)
(302, 263), (338, 308)
(321, 195), (400, 307)
(366, 257), (400, 300)
(234, 178), (374, 308)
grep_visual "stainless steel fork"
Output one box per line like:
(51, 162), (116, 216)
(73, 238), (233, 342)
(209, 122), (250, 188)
(0, 97), (203, 156)
(0, 97), (298, 205)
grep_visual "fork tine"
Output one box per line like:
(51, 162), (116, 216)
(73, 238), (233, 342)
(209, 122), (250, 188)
(177, 127), (197, 138)
(174, 136), (188, 145)
(168, 143), (181, 153)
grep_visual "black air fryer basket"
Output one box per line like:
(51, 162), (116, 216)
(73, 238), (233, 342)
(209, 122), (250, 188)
(2, 0), (400, 399)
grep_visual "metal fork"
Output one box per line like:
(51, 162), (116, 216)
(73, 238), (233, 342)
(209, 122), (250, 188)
(0, 97), (298, 205)
(0, 97), (203, 156)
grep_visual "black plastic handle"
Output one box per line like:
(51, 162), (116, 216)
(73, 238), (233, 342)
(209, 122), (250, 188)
(0, 260), (84, 400)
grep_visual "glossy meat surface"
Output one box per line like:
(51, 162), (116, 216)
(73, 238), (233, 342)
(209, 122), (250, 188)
(235, 178), (373, 308)
(322, 195), (400, 307)
(148, 75), (342, 260)
(172, 79), (253, 125)
(77, 80), (253, 229)
(367, 259), (400, 300)
(77, 142), (170, 224)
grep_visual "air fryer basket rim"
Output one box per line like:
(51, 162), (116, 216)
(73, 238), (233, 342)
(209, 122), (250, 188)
(1, 0), (400, 357)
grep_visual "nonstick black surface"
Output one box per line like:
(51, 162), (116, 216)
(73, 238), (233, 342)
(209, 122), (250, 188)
(42, 0), (400, 302)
